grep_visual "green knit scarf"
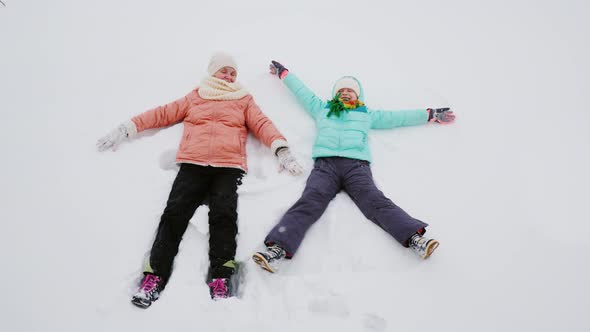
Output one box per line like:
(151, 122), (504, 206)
(326, 93), (365, 118)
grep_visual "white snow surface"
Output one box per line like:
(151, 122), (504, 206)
(1, 1), (589, 331)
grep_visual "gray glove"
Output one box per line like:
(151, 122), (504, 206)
(96, 121), (137, 151)
(427, 108), (455, 124)
(277, 148), (303, 176)
(269, 60), (289, 79)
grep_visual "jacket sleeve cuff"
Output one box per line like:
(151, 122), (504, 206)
(270, 139), (289, 156)
(124, 120), (138, 138)
(279, 70), (289, 80)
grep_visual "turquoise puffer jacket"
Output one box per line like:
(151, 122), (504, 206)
(283, 73), (428, 162)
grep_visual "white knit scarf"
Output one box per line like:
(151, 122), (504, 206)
(198, 76), (249, 101)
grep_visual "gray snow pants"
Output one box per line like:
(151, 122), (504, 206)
(264, 157), (428, 256)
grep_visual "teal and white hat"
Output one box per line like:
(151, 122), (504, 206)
(332, 76), (363, 99)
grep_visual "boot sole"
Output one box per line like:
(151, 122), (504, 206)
(131, 297), (152, 309)
(252, 253), (275, 273)
(423, 240), (440, 259)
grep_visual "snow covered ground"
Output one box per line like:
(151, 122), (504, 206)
(1, 0), (589, 331)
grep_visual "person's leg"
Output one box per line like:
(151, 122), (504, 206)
(342, 159), (428, 247)
(147, 164), (211, 286)
(264, 158), (341, 256)
(207, 168), (244, 279)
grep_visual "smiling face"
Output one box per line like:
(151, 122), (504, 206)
(337, 88), (358, 102)
(213, 66), (237, 83)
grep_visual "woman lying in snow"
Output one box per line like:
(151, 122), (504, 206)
(97, 53), (303, 305)
(253, 60), (455, 273)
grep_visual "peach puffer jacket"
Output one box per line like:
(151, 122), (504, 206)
(131, 88), (287, 172)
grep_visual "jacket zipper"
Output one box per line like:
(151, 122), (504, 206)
(208, 108), (216, 162)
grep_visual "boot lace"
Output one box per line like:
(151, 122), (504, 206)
(267, 245), (285, 260)
(208, 278), (228, 298)
(410, 234), (427, 250)
(140, 274), (161, 293)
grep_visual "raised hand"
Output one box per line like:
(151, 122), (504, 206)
(269, 60), (289, 79)
(428, 108), (455, 124)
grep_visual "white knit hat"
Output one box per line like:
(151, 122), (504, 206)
(333, 77), (361, 98)
(207, 52), (238, 76)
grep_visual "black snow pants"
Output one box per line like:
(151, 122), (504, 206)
(146, 163), (244, 287)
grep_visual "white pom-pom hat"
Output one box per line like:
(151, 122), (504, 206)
(207, 52), (238, 76)
(332, 76), (364, 100)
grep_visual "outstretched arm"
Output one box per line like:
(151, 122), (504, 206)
(131, 92), (193, 132)
(370, 108), (429, 129)
(370, 107), (455, 129)
(245, 96), (303, 176)
(269, 61), (326, 117)
(96, 91), (193, 151)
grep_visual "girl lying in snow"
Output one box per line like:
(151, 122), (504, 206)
(253, 61), (455, 272)
(97, 53), (302, 305)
